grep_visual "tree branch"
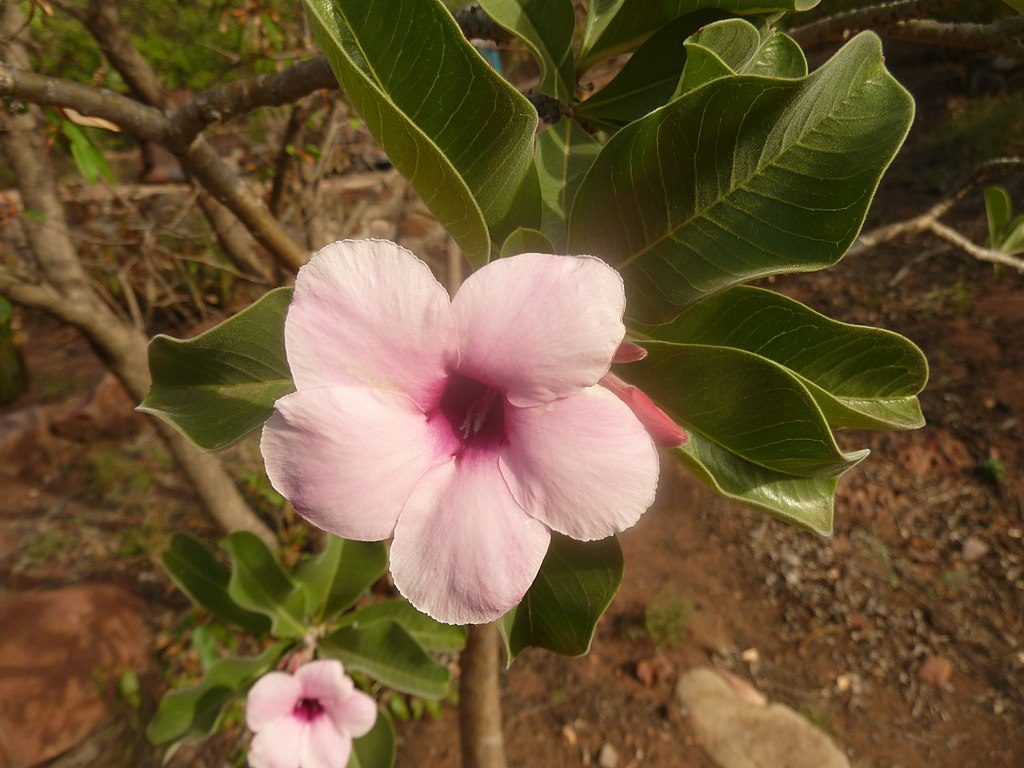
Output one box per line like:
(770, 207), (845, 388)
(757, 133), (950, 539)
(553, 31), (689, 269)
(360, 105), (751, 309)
(789, 2), (1024, 59)
(850, 157), (1024, 272)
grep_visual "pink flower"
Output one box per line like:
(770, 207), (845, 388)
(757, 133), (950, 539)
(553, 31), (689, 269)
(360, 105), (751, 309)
(246, 660), (377, 768)
(261, 240), (683, 624)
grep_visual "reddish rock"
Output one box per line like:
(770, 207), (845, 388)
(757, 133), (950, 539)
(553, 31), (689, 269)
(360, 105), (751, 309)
(49, 374), (139, 441)
(0, 584), (150, 768)
(918, 654), (953, 687)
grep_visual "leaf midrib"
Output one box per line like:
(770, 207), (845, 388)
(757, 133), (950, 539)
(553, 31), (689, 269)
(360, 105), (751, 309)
(606, 51), (885, 270)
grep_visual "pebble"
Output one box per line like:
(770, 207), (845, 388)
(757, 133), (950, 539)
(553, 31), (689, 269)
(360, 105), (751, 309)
(918, 654), (953, 686)
(961, 537), (989, 563)
(598, 743), (620, 768)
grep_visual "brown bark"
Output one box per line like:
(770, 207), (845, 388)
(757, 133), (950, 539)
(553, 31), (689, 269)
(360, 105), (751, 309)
(459, 623), (509, 768)
(789, 1), (1024, 59)
(82, 0), (274, 281)
(0, 0), (275, 547)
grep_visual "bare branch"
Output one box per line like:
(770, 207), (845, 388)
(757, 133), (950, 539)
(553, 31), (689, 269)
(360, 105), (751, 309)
(170, 58), (336, 145)
(790, 2), (1024, 59)
(0, 64), (169, 140)
(850, 157), (1024, 272)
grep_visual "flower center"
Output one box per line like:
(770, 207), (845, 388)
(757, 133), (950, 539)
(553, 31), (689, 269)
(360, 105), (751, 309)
(434, 373), (506, 454)
(293, 697), (324, 722)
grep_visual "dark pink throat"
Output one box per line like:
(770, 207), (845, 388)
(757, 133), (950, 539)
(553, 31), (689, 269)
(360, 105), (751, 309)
(433, 373), (506, 454)
(294, 697), (324, 722)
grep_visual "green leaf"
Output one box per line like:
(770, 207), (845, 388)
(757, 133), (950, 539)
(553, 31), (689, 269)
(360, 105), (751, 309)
(139, 288), (294, 451)
(477, 0), (576, 101)
(569, 33), (914, 322)
(60, 120), (115, 185)
(146, 642), (288, 747)
(500, 227), (555, 257)
(628, 340), (867, 477)
(325, 540), (388, 618)
(675, 18), (806, 95)
(303, 0), (538, 265)
(579, 0), (819, 71)
(221, 532), (308, 639)
(162, 534), (271, 634)
(575, 12), (724, 126)
(349, 710), (396, 768)
(342, 599), (467, 653)
(535, 119), (602, 249)
(320, 622), (451, 699)
(984, 185), (1012, 248)
(673, 432), (838, 534)
(295, 536), (387, 620)
(1000, 215), (1024, 255)
(499, 534), (622, 663)
(638, 286), (928, 430)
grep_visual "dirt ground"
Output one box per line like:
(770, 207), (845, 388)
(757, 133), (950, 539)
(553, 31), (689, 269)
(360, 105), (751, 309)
(1, 43), (1022, 768)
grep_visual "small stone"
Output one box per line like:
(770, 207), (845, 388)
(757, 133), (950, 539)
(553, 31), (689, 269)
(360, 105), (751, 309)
(562, 724), (578, 746)
(714, 669), (767, 707)
(918, 654), (953, 687)
(635, 655), (674, 687)
(677, 669), (849, 768)
(740, 647), (759, 664)
(835, 674), (853, 693)
(961, 537), (989, 563)
(598, 742), (620, 768)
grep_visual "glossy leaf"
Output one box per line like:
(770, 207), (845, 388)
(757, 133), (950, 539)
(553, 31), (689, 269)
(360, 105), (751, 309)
(162, 534), (270, 634)
(221, 532), (308, 639)
(535, 119), (602, 249)
(673, 433), (838, 534)
(325, 540), (388, 619)
(628, 340), (867, 477)
(575, 12), (723, 126)
(569, 33), (914, 322)
(320, 621), (451, 699)
(349, 710), (396, 768)
(140, 288), (294, 451)
(477, 0), (576, 101)
(294, 536), (387, 621)
(303, 0), (538, 265)
(499, 534), (622, 663)
(638, 286), (928, 430)
(984, 185), (1024, 255)
(578, 0), (819, 71)
(675, 18), (806, 95)
(985, 186), (1012, 246)
(61, 120), (115, 184)
(342, 599), (467, 652)
(501, 227), (555, 257)
(146, 642), (287, 747)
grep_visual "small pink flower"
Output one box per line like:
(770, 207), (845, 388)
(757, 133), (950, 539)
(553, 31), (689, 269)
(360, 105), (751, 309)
(261, 240), (684, 624)
(246, 660), (377, 768)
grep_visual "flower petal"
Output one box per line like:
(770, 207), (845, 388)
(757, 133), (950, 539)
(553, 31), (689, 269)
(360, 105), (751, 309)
(331, 689), (378, 739)
(452, 253), (626, 407)
(248, 716), (305, 768)
(246, 672), (301, 732)
(500, 386), (660, 541)
(262, 386), (453, 541)
(301, 717), (351, 768)
(295, 660), (352, 703)
(600, 373), (688, 448)
(286, 239), (457, 408)
(390, 454), (550, 624)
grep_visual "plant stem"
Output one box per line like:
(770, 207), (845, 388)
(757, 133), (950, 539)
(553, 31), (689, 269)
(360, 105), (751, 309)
(459, 622), (509, 768)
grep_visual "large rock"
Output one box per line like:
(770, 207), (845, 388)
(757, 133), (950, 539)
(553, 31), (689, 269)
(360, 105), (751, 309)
(0, 585), (150, 768)
(676, 668), (849, 768)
